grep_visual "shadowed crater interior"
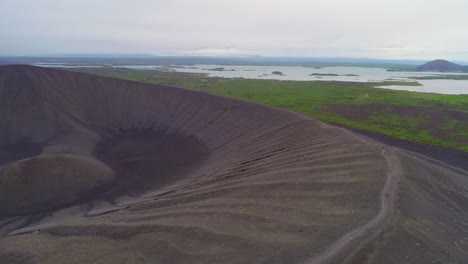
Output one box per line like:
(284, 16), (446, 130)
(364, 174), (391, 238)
(94, 128), (210, 198)
(0, 139), (42, 166)
(0, 65), (217, 215)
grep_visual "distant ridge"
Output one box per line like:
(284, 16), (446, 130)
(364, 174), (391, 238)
(416, 59), (463, 72)
(0, 56), (429, 68)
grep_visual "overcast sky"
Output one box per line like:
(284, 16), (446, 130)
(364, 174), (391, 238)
(1, 0), (468, 60)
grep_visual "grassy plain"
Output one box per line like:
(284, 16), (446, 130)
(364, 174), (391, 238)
(408, 74), (468, 80)
(72, 67), (468, 151)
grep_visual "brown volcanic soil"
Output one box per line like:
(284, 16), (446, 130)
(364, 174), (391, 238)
(0, 154), (115, 215)
(0, 65), (467, 264)
(346, 150), (468, 264)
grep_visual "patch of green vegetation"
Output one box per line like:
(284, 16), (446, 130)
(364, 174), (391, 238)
(443, 119), (460, 130)
(309, 73), (359, 77)
(361, 114), (453, 148)
(70, 67), (468, 152)
(271, 71), (284, 75)
(408, 74), (468, 80)
(310, 73), (340, 76)
(442, 119), (468, 139)
(380, 80), (422, 86)
(205, 67), (234, 71)
(369, 113), (427, 132)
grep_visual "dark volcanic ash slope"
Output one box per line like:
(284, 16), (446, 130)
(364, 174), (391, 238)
(0, 65), (467, 264)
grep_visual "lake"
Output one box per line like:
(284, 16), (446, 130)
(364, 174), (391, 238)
(36, 63), (468, 95)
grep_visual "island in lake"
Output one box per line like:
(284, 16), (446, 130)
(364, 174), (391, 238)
(272, 71), (285, 76)
(310, 73), (359, 77)
(205, 67), (236, 71)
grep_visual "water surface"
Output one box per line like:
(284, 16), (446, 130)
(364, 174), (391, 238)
(36, 63), (468, 95)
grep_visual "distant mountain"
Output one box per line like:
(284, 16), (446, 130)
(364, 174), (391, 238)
(416, 59), (463, 72)
(0, 56), (429, 69)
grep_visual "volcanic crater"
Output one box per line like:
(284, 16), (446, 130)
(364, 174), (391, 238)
(0, 65), (467, 264)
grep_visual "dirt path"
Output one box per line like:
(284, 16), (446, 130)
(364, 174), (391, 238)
(280, 109), (403, 264)
(304, 144), (402, 264)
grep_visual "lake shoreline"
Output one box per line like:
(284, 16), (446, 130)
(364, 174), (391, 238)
(36, 63), (468, 94)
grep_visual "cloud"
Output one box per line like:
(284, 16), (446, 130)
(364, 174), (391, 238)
(187, 48), (258, 56)
(1, 0), (468, 60)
